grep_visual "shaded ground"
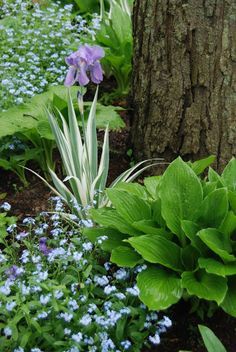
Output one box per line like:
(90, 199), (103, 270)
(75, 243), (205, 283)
(0, 102), (235, 352)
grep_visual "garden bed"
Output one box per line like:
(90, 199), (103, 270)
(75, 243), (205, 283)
(1, 125), (236, 352)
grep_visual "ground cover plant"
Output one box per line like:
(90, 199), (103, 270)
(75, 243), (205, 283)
(0, 198), (171, 351)
(0, 0), (100, 111)
(86, 156), (236, 318)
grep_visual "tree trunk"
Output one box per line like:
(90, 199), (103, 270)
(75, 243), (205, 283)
(131, 0), (236, 170)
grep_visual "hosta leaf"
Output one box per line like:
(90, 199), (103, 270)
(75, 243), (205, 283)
(199, 258), (236, 277)
(144, 176), (161, 198)
(197, 228), (235, 262)
(37, 119), (54, 140)
(228, 191), (236, 214)
(106, 189), (152, 223)
(221, 277), (236, 317)
(198, 325), (227, 352)
(126, 234), (183, 272)
(152, 197), (166, 227)
(90, 208), (141, 236)
(219, 210), (236, 239)
(222, 157), (236, 191)
(114, 182), (148, 199)
(181, 245), (199, 271)
(181, 270), (227, 305)
(208, 167), (224, 186)
(181, 220), (208, 255)
(191, 155), (216, 175)
(159, 157), (203, 240)
(197, 188), (228, 227)
(132, 220), (172, 239)
(111, 246), (143, 267)
(137, 267), (182, 310)
(202, 181), (217, 197)
(95, 103), (125, 130)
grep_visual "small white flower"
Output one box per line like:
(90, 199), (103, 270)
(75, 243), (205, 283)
(38, 271), (48, 281)
(114, 268), (128, 280)
(160, 315), (172, 328)
(126, 285), (140, 296)
(80, 314), (92, 326)
(94, 275), (109, 287)
(149, 332), (160, 345)
(58, 312), (73, 322)
(64, 328), (71, 335)
(37, 311), (48, 319)
(82, 242), (93, 251)
(54, 290), (63, 299)
(0, 202), (11, 211)
(121, 340), (132, 350)
(40, 294), (51, 305)
(71, 332), (83, 343)
(6, 301), (17, 311)
(68, 299), (79, 311)
(120, 307), (131, 315)
(0, 284), (11, 296)
(14, 348), (24, 352)
(114, 293), (126, 300)
(4, 327), (12, 336)
(73, 251), (83, 261)
(104, 285), (117, 295)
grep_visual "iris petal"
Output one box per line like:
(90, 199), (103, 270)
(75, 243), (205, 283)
(76, 62), (90, 86)
(64, 45), (104, 87)
(90, 61), (103, 84)
(64, 66), (77, 87)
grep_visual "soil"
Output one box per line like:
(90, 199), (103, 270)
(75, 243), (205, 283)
(0, 98), (235, 352)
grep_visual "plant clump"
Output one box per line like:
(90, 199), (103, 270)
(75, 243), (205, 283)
(0, 197), (171, 352)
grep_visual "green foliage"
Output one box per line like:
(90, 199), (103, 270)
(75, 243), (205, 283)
(0, 85), (124, 184)
(198, 325), (227, 352)
(0, 86), (125, 140)
(83, 0), (133, 97)
(73, 0), (109, 13)
(36, 87), (157, 219)
(87, 156), (236, 317)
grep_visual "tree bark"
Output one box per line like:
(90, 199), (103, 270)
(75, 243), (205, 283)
(131, 0), (236, 170)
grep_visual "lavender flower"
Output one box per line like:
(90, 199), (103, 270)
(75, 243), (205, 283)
(64, 44), (104, 87)
(5, 265), (24, 280)
(39, 237), (52, 256)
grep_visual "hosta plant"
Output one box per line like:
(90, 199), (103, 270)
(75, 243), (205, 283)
(85, 156), (236, 317)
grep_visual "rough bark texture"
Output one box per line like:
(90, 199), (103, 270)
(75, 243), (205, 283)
(131, 0), (236, 170)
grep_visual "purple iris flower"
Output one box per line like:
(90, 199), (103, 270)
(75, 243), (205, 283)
(64, 44), (105, 87)
(39, 237), (52, 256)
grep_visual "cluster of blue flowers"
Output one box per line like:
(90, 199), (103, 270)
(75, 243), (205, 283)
(0, 197), (172, 351)
(0, 0), (100, 111)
